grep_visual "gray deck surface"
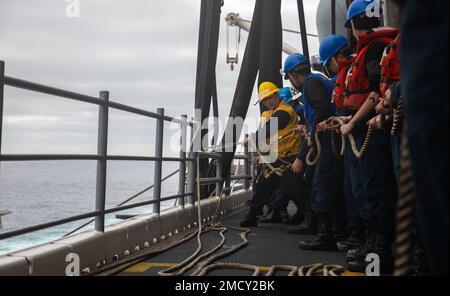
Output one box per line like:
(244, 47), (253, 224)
(120, 209), (347, 276)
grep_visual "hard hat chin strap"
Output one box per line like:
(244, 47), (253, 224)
(288, 72), (301, 90)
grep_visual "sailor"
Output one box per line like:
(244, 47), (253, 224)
(339, 0), (399, 273)
(281, 53), (346, 251)
(259, 87), (307, 225)
(278, 87), (305, 124)
(400, 0), (448, 275)
(272, 87), (308, 226)
(367, 32), (402, 184)
(318, 35), (365, 253)
(240, 82), (306, 227)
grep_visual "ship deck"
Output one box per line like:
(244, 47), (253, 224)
(119, 208), (351, 276)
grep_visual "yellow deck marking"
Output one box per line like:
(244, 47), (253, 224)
(123, 262), (364, 276)
(124, 262), (177, 273)
(124, 262), (272, 273)
(342, 271), (365, 276)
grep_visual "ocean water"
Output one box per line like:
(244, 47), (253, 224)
(0, 160), (181, 255)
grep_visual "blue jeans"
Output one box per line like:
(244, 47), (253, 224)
(344, 140), (365, 228)
(391, 134), (401, 186)
(357, 129), (398, 223)
(249, 158), (306, 212)
(311, 132), (344, 215)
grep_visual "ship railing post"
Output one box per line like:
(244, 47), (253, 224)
(225, 175), (231, 197)
(244, 134), (250, 190)
(0, 60), (5, 158)
(95, 91), (109, 232)
(178, 114), (188, 208)
(153, 108), (164, 215)
(187, 152), (197, 205)
(250, 151), (255, 189)
(215, 156), (222, 198)
(187, 117), (197, 205)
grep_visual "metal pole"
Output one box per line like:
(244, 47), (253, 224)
(215, 157), (222, 197)
(178, 115), (188, 207)
(250, 152), (255, 189)
(331, 0), (337, 35)
(95, 91), (109, 232)
(0, 61), (5, 156)
(297, 0), (310, 60)
(225, 175), (231, 197)
(187, 119), (197, 205)
(153, 108), (164, 215)
(244, 134), (250, 190)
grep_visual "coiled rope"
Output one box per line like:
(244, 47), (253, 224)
(305, 115), (373, 166)
(306, 129), (323, 166)
(328, 117), (373, 159)
(96, 146), (347, 276)
(156, 156), (346, 277)
(393, 131), (416, 276)
(391, 99), (405, 137)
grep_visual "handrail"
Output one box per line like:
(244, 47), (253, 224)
(0, 193), (191, 241)
(3, 75), (191, 126)
(0, 60), (253, 245)
(0, 154), (196, 162)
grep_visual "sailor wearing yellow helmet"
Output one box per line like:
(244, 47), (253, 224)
(240, 82), (306, 227)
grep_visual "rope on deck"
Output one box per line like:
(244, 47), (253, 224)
(155, 157), (347, 277)
(96, 151), (348, 277)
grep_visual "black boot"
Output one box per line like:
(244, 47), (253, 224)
(337, 226), (365, 252)
(258, 210), (282, 223)
(280, 209), (290, 220)
(372, 234), (394, 275)
(333, 212), (347, 242)
(347, 234), (395, 274)
(283, 211), (304, 225)
(298, 214), (337, 251)
(287, 212), (317, 234)
(240, 209), (258, 227)
(410, 236), (428, 276)
(346, 223), (376, 262)
(255, 207), (265, 217)
(347, 212), (396, 274)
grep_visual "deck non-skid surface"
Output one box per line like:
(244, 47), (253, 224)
(119, 209), (350, 276)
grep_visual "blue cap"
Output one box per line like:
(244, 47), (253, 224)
(282, 53), (309, 79)
(319, 35), (349, 65)
(345, 0), (376, 28)
(278, 87), (295, 104)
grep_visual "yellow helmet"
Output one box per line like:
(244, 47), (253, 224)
(258, 82), (280, 102)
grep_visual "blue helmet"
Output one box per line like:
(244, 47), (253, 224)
(319, 35), (349, 66)
(283, 53), (309, 79)
(345, 0), (376, 28)
(278, 87), (295, 104)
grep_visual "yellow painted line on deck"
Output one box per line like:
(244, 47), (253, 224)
(123, 262), (364, 276)
(124, 262), (177, 273)
(124, 262), (271, 273)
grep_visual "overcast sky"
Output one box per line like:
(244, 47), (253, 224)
(0, 0), (325, 157)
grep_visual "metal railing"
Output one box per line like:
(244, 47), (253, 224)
(0, 60), (252, 242)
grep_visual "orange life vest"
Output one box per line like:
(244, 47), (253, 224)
(343, 28), (399, 111)
(333, 56), (355, 109)
(380, 34), (401, 96)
